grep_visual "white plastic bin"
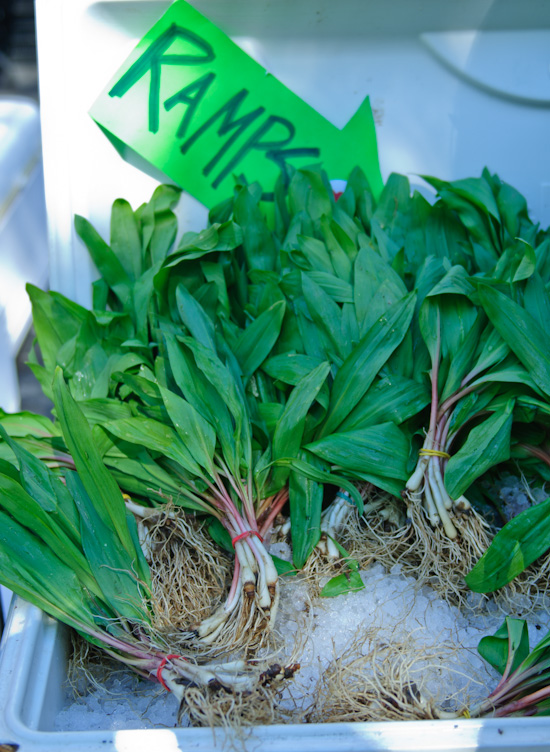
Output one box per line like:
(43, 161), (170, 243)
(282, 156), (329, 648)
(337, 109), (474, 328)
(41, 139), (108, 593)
(1, 0), (549, 748)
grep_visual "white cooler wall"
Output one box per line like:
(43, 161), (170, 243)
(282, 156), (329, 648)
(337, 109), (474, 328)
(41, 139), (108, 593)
(0, 97), (48, 413)
(35, 0), (550, 307)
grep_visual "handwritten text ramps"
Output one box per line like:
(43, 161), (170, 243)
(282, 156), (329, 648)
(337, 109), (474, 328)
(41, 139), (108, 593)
(90, 1), (383, 208)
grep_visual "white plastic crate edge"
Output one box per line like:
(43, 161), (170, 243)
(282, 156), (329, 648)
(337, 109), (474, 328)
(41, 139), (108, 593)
(2, 597), (549, 752)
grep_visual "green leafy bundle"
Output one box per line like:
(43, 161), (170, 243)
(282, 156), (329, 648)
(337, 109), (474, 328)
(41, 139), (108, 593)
(7, 164), (550, 627)
(0, 368), (286, 695)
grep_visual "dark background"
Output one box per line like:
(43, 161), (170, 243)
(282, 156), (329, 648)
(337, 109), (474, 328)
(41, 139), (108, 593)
(0, 0), (37, 94)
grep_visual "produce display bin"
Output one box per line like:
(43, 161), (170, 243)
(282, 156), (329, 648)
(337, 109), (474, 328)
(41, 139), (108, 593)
(1, 0), (550, 749)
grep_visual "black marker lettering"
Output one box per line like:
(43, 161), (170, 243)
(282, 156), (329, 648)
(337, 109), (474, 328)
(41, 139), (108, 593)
(212, 114), (295, 189)
(109, 24), (215, 133)
(260, 146), (321, 199)
(164, 72), (215, 139)
(180, 89), (265, 177)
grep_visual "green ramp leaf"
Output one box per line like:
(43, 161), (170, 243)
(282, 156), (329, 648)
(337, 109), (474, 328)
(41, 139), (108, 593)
(318, 291), (416, 437)
(234, 300), (286, 378)
(306, 423), (409, 482)
(52, 368), (143, 572)
(271, 362), (331, 489)
(478, 617), (530, 676)
(466, 495), (550, 592)
(444, 401), (514, 500)
(478, 284), (550, 398)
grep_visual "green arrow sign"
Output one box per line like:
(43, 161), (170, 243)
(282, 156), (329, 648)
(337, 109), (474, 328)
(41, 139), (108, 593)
(90, 0), (383, 208)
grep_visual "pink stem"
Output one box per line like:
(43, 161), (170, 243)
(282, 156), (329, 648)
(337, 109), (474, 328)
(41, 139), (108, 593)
(437, 383), (480, 421)
(259, 489), (290, 538)
(494, 684), (550, 717)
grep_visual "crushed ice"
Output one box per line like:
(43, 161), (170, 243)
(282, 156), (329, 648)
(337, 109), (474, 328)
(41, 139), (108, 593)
(55, 556), (550, 730)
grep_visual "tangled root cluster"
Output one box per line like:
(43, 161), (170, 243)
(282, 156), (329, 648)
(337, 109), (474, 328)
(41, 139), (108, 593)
(306, 628), (469, 723)
(338, 485), (550, 613)
(181, 673), (298, 731)
(141, 505), (231, 638)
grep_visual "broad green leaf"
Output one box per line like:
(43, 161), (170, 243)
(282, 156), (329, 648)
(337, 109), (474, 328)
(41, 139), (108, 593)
(306, 423), (409, 481)
(114, 371), (163, 406)
(478, 618), (530, 675)
(497, 182), (528, 239)
(207, 518), (233, 553)
(478, 285), (550, 398)
(424, 203), (470, 265)
(302, 273), (345, 359)
(438, 295), (478, 360)
(431, 188), (498, 253)
(296, 235), (334, 274)
(289, 168), (332, 221)
(319, 537), (365, 597)
(319, 215), (353, 280)
(374, 173), (411, 230)
(0, 410), (57, 438)
(0, 509), (97, 632)
(427, 265), (475, 298)
(524, 273), (550, 331)
(272, 556), (296, 576)
(103, 416), (203, 478)
(441, 313), (484, 401)
(167, 221), (243, 263)
(234, 185), (276, 271)
(0, 426), (80, 544)
(353, 245), (407, 337)
(469, 359), (542, 395)
(201, 260), (230, 311)
(257, 403), (284, 433)
(74, 216), (131, 307)
(339, 375), (430, 432)
(263, 353), (324, 385)
(282, 456), (363, 512)
(306, 272), (354, 303)
(110, 199), (142, 281)
(289, 456), (323, 569)
(93, 352), (147, 400)
(341, 302), (360, 354)
(360, 278), (407, 338)
(470, 325), (509, 380)
(26, 286), (87, 374)
(319, 292), (416, 437)
(131, 261), (163, 342)
(320, 569), (365, 597)
(79, 399), (133, 426)
(180, 337), (250, 471)
(234, 301), (286, 378)
(512, 239), (536, 282)
(271, 362), (330, 488)
(352, 470), (406, 498)
(164, 335), (235, 465)
(424, 175), (501, 222)
(66, 472), (150, 622)
(466, 496), (550, 592)
(53, 368), (144, 562)
(159, 386), (216, 475)
(176, 283), (216, 351)
(445, 401), (514, 499)
(0, 471), (99, 597)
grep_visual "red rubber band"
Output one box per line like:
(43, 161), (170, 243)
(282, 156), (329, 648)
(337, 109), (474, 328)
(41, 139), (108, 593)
(156, 654), (182, 692)
(231, 530), (264, 547)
